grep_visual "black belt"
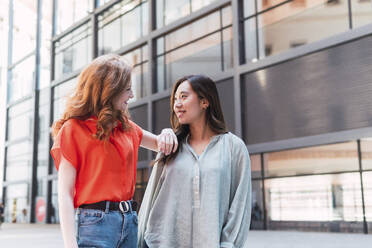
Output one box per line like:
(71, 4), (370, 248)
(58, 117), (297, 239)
(79, 200), (137, 213)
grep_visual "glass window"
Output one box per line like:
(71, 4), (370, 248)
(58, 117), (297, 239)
(191, 0), (217, 12)
(164, 32), (222, 86)
(362, 171), (372, 228)
(243, 0), (256, 17)
(6, 140), (32, 182)
(265, 173), (364, 223)
(243, 0), (350, 62)
(8, 55), (35, 103)
(53, 78), (77, 121)
(361, 138), (372, 170)
(222, 27), (233, 70)
(5, 183), (30, 223)
(251, 154), (262, 179)
(156, 8), (231, 92)
(122, 45), (149, 101)
(264, 142), (359, 177)
(157, 0), (190, 28)
(98, 0), (149, 56)
(56, 0), (93, 34)
(164, 11), (220, 52)
(38, 89), (50, 179)
(12, 0), (37, 63)
(352, 0), (372, 29)
(54, 22), (92, 80)
(51, 180), (60, 223)
(7, 99), (33, 141)
(98, 0), (111, 7)
(157, 0), (219, 28)
(256, 0), (289, 13)
(251, 179), (265, 229)
(133, 168), (149, 210)
(244, 18), (258, 63)
(257, 0), (349, 58)
(40, 0), (53, 89)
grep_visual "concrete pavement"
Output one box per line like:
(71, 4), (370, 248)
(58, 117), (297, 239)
(1, 223), (372, 247)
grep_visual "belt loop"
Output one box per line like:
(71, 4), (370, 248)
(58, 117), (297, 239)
(105, 201), (110, 213)
(129, 200), (133, 212)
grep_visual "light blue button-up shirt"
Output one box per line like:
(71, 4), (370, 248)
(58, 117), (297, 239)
(138, 132), (252, 248)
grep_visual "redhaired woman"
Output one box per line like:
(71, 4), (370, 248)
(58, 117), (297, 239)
(51, 54), (177, 248)
(138, 75), (251, 248)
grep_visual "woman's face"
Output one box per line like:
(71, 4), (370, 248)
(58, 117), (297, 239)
(173, 80), (208, 125)
(113, 82), (133, 111)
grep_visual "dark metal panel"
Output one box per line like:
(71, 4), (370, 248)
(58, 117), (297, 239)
(153, 97), (171, 134)
(242, 34), (372, 145)
(216, 78), (235, 133)
(130, 104), (148, 161)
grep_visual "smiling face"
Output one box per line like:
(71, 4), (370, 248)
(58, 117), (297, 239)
(113, 82), (134, 111)
(173, 80), (209, 125)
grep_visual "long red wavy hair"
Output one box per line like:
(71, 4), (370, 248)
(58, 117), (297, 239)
(52, 54), (132, 141)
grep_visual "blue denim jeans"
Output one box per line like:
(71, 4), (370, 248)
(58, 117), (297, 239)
(76, 203), (138, 248)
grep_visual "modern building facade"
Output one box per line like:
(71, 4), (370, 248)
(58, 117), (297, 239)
(1, 0), (372, 235)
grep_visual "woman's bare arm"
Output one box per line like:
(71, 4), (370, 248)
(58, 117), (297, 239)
(58, 155), (78, 248)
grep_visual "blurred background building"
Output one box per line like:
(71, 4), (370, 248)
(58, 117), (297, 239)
(0, 0), (372, 235)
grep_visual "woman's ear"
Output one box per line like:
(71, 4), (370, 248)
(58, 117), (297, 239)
(201, 98), (209, 110)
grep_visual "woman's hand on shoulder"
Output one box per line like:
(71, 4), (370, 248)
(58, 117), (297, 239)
(157, 128), (178, 155)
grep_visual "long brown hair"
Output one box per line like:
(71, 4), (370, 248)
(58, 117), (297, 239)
(160, 75), (227, 164)
(52, 54), (132, 140)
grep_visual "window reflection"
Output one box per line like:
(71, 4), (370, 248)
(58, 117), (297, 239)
(12, 0), (37, 63)
(134, 168), (149, 210)
(157, 0), (219, 28)
(98, 0), (148, 55)
(243, 0), (351, 62)
(156, 8), (233, 91)
(257, 0), (349, 58)
(53, 78), (77, 121)
(264, 142), (359, 177)
(5, 184), (29, 223)
(121, 45), (149, 101)
(8, 55), (34, 103)
(251, 179), (265, 229)
(7, 99), (33, 141)
(361, 139), (372, 170)
(352, 0), (372, 29)
(165, 32), (222, 85)
(54, 23), (92, 80)
(6, 141), (32, 182)
(51, 180), (60, 223)
(265, 173), (363, 223)
(362, 171), (372, 233)
(251, 154), (262, 179)
(40, 0), (53, 89)
(56, 0), (92, 34)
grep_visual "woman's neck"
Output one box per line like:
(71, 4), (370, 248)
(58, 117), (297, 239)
(189, 121), (215, 142)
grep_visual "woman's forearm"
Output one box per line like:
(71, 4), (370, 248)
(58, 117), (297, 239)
(58, 156), (78, 248)
(58, 191), (78, 248)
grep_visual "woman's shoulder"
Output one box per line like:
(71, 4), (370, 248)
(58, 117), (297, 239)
(223, 132), (246, 148)
(60, 118), (94, 136)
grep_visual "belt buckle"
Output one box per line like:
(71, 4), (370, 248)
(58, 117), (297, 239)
(119, 201), (130, 213)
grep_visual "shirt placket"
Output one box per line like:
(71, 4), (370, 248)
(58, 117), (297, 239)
(192, 160), (201, 209)
(192, 158), (201, 248)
